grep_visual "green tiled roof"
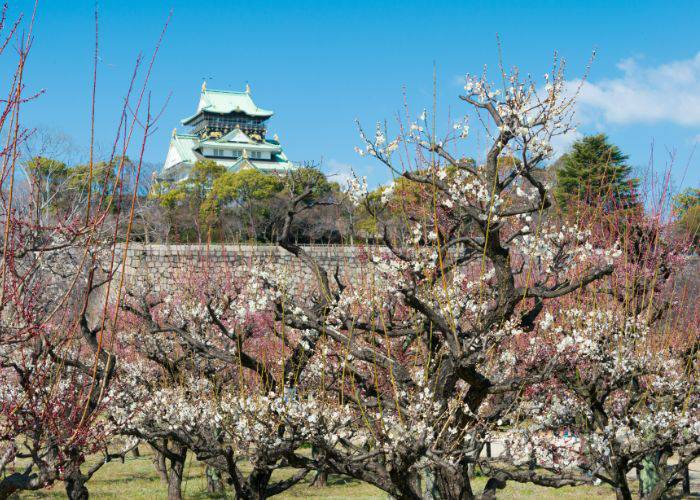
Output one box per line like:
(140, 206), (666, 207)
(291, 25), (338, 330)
(198, 141), (281, 153)
(171, 134), (199, 164)
(182, 87), (273, 124)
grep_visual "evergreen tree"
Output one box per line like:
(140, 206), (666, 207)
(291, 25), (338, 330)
(554, 134), (638, 211)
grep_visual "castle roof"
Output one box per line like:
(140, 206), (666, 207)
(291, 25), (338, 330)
(207, 155), (298, 173)
(161, 132), (296, 182)
(169, 133), (199, 164)
(182, 86), (273, 124)
(219, 128), (255, 144)
(198, 138), (281, 154)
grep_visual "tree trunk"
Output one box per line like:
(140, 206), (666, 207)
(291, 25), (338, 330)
(614, 486), (633, 500)
(310, 471), (328, 488)
(247, 203), (257, 241)
(168, 469), (184, 500)
(150, 442), (169, 484)
(682, 464), (690, 495)
(247, 467), (272, 500)
(148, 439), (187, 500)
(636, 466), (643, 498)
(612, 469), (633, 500)
(434, 463), (474, 500)
(310, 446), (328, 488)
(64, 469), (89, 500)
(481, 476), (507, 500)
(166, 443), (187, 500)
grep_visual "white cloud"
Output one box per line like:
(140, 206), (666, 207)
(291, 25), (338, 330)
(572, 53), (700, 126)
(325, 159), (384, 189)
(324, 159), (355, 187)
(550, 129), (583, 157)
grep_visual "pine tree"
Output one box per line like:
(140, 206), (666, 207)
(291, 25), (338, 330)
(554, 134), (638, 211)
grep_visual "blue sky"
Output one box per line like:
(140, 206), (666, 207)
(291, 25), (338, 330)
(3, 0), (700, 192)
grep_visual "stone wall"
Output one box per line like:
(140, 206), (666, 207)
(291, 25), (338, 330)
(96, 245), (700, 323)
(112, 243), (372, 294)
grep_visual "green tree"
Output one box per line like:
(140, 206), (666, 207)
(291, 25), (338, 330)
(66, 157), (141, 216)
(152, 160), (226, 241)
(672, 187), (700, 217)
(26, 156), (68, 188)
(678, 205), (700, 251)
(352, 187), (384, 238)
(285, 166), (336, 200)
(673, 189), (700, 251)
(186, 159), (226, 193)
(207, 168), (284, 239)
(25, 156), (69, 218)
(281, 166), (344, 243)
(555, 134), (638, 211)
(67, 160), (118, 195)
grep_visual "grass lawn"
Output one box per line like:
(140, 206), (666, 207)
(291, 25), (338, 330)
(17, 448), (619, 499)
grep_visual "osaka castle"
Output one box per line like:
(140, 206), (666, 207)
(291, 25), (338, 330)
(159, 82), (298, 182)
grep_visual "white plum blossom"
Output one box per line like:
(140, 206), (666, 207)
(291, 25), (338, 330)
(345, 172), (368, 207)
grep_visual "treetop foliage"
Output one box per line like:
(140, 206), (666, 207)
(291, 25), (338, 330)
(673, 187), (700, 217)
(554, 133), (639, 211)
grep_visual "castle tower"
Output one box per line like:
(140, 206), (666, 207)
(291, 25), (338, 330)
(160, 83), (297, 182)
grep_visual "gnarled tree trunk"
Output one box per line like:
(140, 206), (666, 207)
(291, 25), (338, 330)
(246, 467), (273, 500)
(64, 467), (89, 500)
(166, 442), (187, 500)
(148, 439), (187, 500)
(434, 462), (474, 500)
(310, 446), (328, 488)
